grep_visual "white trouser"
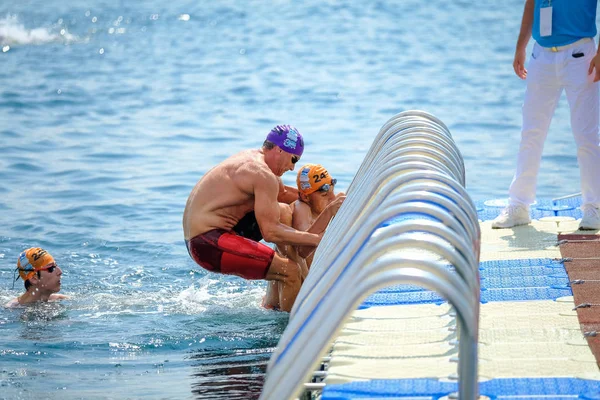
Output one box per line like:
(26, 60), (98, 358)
(509, 39), (600, 209)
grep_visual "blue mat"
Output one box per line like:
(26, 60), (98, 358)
(481, 275), (568, 287)
(479, 258), (566, 269)
(553, 195), (584, 219)
(359, 286), (572, 308)
(480, 266), (566, 278)
(476, 195), (583, 221)
(479, 258), (567, 278)
(321, 377), (600, 399)
(378, 274), (568, 293)
(373, 259), (569, 293)
(476, 199), (554, 222)
(360, 258), (569, 304)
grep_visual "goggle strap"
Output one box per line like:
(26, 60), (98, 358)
(12, 268), (19, 289)
(11, 267), (41, 288)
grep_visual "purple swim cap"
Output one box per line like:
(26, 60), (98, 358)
(266, 125), (304, 156)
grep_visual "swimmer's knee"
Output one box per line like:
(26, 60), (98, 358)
(267, 253), (302, 281)
(269, 257), (299, 281)
(282, 259), (302, 284)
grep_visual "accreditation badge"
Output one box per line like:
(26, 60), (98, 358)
(540, 1), (553, 37)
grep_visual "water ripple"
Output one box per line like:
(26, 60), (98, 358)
(0, 0), (587, 398)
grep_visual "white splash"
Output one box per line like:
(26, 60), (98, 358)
(174, 278), (266, 314)
(175, 282), (215, 313)
(0, 14), (77, 46)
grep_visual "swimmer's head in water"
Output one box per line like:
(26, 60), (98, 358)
(16, 247), (56, 282)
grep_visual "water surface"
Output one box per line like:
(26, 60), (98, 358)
(0, 1), (592, 398)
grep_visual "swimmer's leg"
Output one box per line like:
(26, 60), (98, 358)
(265, 253), (302, 312)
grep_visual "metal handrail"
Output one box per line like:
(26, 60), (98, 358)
(317, 169), (478, 267)
(290, 226), (480, 327)
(351, 132), (464, 191)
(262, 259), (479, 400)
(292, 199), (478, 320)
(347, 155), (459, 200)
(378, 110), (451, 135)
(379, 147), (464, 185)
(350, 111), (457, 190)
(261, 111), (480, 400)
(312, 189), (477, 286)
(314, 190), (479, 273)
(382, 132), (464, 175)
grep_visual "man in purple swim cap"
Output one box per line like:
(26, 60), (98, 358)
(183, 125), (321, 312)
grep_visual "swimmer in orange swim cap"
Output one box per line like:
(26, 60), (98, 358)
(5, 247), (69, 307)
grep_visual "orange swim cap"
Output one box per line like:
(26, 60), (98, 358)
(296, 164), (335, 196)
(16, 247), (55, 281)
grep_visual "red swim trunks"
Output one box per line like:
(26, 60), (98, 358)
(185, 229), (275, 280)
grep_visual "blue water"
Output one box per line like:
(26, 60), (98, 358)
(0, 1), (595, 399)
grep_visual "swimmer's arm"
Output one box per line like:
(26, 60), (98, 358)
(292, 203), (320, 259)
(254, 175), (320, 246)
(277, 178), (300, 204)
(49, 294), (70, 300)
(292, 203), (313, 232)
(295, 196), (346, 258)
(4, 298), (19, 308)
(292, 204), (333, 258)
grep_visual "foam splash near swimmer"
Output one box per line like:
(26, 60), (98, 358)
(175, 277), (269, 314)
(0, 14), (77, 46)
(64, 276), (269, 317)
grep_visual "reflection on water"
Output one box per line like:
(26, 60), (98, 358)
(188, 316), (287, 399)
(190, 346), (272, 400)
(1, 0), (587, 397)
(18, 303), (69, 341)
(18, 302), (68, 322)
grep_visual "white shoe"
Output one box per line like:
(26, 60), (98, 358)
(491, 204), (531, 229)
(579, 206), (600, 230)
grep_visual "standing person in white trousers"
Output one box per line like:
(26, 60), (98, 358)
(493, 0), (600, 230)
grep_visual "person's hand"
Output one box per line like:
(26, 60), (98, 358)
(589, 53), (600, 83)
(513, 47), (527, 79)
(326, 195), (346, 218)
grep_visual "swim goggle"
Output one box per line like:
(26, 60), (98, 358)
(12, 262), (59, 287)
(317, 178), (337, 193)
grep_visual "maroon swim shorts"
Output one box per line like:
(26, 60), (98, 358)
(185, 229), (275, 280)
